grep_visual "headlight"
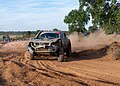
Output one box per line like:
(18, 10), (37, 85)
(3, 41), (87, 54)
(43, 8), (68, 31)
(50, 44), (58, 52)
(51, 41), (59, 46)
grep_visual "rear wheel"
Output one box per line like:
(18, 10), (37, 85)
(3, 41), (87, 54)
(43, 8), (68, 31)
(66, 43), (72, 58)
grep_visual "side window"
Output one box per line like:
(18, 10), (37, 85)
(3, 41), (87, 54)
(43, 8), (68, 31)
(60, 33), (63, 38)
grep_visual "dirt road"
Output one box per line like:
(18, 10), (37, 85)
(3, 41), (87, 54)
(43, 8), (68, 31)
(0, 41), (120, 86)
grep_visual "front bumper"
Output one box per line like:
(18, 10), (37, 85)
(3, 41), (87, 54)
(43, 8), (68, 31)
(27, 45), (58, 54)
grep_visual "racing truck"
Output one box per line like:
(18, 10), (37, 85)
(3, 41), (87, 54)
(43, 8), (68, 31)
(27, 31), (71, 62)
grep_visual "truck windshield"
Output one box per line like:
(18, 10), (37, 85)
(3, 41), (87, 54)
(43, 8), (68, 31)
(37, 33), (59, 39)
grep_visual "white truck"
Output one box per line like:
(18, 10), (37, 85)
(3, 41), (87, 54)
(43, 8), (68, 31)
(27, 31), (71, 62)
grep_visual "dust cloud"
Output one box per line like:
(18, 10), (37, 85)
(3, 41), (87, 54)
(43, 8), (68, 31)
(69, 31), (120, 51)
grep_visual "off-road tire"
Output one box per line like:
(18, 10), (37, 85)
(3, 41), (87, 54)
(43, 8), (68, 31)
(58, 55), (64, 62)
(28, 52), (34, 60)
(66, 43), (72, 58)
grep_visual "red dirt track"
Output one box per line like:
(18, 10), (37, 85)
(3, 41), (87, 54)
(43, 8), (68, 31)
(0, 33), (120, 86)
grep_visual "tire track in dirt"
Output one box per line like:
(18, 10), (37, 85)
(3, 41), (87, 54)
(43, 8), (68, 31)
(16, 53), (84, 85)
(19, 55), (89, 86)
(19, 54), (120, 86)
(2, 50), (120, 86)
(1, 41), (120, 86)
(52, 60), (120, 85)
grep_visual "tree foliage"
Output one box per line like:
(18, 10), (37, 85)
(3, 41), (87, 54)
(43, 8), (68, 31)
(88, 26), (98, 33)
(64, 6), (90, 34)
(64, 0), (120, 34)
(103, 2), (120, 34)
(79, 0), (120, 34)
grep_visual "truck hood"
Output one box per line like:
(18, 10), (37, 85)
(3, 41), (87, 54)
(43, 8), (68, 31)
(30, 38), (59, 44)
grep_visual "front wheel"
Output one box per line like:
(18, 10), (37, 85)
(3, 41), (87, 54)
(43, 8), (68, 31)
(58, 55), (64, 62)
(28, 52), (34, 60)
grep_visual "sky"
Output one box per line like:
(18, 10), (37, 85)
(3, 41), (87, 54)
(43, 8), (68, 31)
(0, 0), (79, 31)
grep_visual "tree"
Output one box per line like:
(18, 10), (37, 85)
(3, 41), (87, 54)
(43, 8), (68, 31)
(64, 7), (90, 35)
(102, 2), (120, 34)
(78, 0), (120, 34)
(88, 26), (98, 33)
(65, 0), (120, 35)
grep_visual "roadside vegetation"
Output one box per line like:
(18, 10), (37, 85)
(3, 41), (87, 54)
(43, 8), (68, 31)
(64, 0), (120, 35)
(0, 31), (37, 42)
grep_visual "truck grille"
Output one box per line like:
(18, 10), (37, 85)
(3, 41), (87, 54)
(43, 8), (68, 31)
(35, 43), (49, 46)
(37, 48), (49, 51)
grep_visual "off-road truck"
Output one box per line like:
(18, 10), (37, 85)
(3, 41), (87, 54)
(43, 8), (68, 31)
(27, 31), (71, 62)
